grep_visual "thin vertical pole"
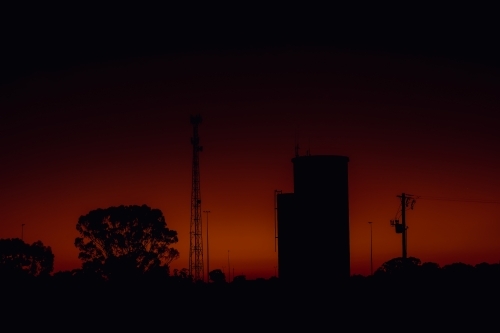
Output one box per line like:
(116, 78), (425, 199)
(368, 221), (373, 275)
(203, 210), (211, 282)
(402, 193), (407, 259)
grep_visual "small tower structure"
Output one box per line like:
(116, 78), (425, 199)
(189, 115), (204, 281)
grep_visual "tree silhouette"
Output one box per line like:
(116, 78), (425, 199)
(420, 261), (440, 276)
(442, 262), (475, 280)
(375, 256), (421, 276)
(209, 269), (226, 283)
(75, 205), (179, 280)
(0, 238), (54, 277)
(173, 268), (189, 279)
(232, 275), (246, 283)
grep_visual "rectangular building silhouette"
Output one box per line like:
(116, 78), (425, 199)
(277, 155), (350, 283)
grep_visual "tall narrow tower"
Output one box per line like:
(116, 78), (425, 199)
(189, 114), (204, 281)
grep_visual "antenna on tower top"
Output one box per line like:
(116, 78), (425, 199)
(190, 114), (202, 125)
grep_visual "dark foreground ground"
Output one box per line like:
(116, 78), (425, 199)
(1, 276), (499, 330)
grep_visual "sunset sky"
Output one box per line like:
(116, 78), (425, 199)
(1, 6), (499, 279)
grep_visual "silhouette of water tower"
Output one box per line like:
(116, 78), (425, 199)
(276, 155), (350, 283)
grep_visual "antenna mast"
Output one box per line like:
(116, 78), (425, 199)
(189, 114), (204, 281)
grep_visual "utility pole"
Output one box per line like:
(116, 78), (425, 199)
(189, 115), (204, 281)
(203, 210), (211, 282)
(391, 193), (415, 259)
(22, 224), (25, 241)
(274, 190), (281, 279)
(368, 222), (373, 275)
(227, 250), (230, 283)
(401, 193), (407, 259)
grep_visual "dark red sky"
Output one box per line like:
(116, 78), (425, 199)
(1, 6), (500, 278)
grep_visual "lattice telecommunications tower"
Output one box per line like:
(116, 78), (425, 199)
(189, 115), (204, 281)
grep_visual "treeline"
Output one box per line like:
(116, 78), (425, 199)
(1, 235), (499, 287)
(365, 256), (500, 281)
(1, 203), (499, 328)
(1, 242), (499, 329)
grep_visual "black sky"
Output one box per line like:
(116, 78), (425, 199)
(2, 4), (499, 86)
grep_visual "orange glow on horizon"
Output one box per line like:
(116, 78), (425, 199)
(1, 50), (500, 280)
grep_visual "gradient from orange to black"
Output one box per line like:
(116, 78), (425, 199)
(1, 6), (500, 279)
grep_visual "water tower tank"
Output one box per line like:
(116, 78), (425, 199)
(277, 155), (350, 283)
